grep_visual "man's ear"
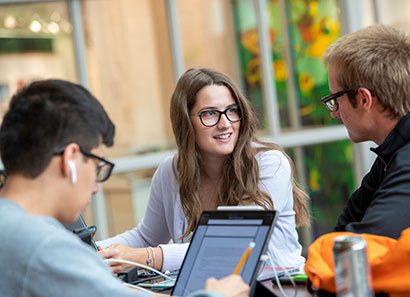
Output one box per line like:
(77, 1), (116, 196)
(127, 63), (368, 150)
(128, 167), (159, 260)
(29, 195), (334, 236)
(59, 143), (80, 182)
(357, 87), (374, 111)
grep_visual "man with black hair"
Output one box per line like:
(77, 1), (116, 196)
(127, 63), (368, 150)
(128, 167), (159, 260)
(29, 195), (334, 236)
(0, 79), (249, 297)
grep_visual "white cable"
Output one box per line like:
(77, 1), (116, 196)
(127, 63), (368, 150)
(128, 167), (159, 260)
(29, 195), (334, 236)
(104, 258), (174, 280)
(267, 249), (298, 297)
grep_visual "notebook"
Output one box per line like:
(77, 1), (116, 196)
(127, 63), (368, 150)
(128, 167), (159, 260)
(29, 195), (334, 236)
(171, 210), (277, 297)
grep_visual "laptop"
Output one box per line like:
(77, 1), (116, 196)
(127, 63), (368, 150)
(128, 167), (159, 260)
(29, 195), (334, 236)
(171, 210), (277, 297)
(64, 215), (98, 250)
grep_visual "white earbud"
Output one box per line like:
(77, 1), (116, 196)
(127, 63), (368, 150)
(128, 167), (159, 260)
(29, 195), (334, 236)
(67, 160), (77, 184)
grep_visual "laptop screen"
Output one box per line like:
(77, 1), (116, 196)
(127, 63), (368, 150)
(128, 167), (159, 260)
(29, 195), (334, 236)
(172, 210), (276, 296)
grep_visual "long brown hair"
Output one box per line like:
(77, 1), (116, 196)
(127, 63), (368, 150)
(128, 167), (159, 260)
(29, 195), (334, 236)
(170, 68), (310, 238)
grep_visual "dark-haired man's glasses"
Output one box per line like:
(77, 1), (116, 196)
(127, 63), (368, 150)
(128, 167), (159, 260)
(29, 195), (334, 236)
(54, 147), (115, 183)
(191, 105), (242, 127)
(320, 89), (350, 112)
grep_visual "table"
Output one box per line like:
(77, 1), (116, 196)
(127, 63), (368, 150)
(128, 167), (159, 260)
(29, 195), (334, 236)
(259, 279), (311, 297)
(140, 277), (312, 296)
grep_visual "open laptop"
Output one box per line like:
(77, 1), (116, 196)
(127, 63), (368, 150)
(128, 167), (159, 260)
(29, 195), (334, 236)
(171, 210), (277, 297)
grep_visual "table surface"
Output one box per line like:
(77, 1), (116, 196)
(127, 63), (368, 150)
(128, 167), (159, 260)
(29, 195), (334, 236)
(260, 279), (311, 297)
(139, 277), (312, 296)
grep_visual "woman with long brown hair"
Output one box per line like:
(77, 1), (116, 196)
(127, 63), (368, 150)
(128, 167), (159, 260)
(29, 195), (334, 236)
(99, 68), (310, 273)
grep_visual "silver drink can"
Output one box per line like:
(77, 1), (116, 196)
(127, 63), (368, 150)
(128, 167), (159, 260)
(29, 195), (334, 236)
(333, 235), (374, 297)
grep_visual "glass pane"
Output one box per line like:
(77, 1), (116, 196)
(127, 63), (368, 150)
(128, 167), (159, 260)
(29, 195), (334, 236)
(289, 140), (355, 239)
(287, 0), (341, 128)
(80, 0), (175, 234)
(0, 2), (75, 117)
(177, 0), (240, 84)
(82, 0), (175, 158)
(376, 0), (410, 31)
(233, 0), (342, 131)
(83, 169), (155, 238)
(233, 0), (270, 131)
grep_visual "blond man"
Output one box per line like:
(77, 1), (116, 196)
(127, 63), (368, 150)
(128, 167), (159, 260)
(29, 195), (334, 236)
(321, 24), (410, 239)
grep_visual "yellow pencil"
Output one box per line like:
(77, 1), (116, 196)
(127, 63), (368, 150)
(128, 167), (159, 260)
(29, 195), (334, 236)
(233, 241), (255, 274)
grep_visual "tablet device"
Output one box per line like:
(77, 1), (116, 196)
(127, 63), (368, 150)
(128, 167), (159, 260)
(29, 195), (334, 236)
(171, 210), (277, 297)
(217, 205), (264, 211)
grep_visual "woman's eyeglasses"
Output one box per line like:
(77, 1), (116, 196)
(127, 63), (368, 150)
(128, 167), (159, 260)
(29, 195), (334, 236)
(191, 105), (242, 127)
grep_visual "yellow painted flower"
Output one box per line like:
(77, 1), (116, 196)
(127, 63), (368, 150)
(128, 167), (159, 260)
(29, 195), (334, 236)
(241, 29), (260, 54)
(309, 167), (320, 191)
(306, 18), (340, 58)
(246, 57), (261, 85)
(299, 72), (314, 92)
(300, 104), (315, 116)
(308, 0), (318, 17)
(273, 60), (287, 82)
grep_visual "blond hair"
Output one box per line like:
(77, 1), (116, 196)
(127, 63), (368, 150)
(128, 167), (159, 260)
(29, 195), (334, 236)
(323, 24), (410, 118)
(170, 68), (310, 238)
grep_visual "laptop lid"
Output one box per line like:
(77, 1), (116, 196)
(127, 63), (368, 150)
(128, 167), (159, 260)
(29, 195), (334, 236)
(171, 210), (277, 297)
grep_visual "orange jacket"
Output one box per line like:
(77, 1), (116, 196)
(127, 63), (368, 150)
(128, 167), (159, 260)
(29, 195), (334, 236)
(305, 227), (410, 297)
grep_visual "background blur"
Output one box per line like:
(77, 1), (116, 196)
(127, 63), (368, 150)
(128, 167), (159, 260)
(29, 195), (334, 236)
(0, 0), (407, 254)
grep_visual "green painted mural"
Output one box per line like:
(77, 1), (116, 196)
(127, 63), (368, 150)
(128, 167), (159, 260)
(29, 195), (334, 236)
(233, 0), (355, 237)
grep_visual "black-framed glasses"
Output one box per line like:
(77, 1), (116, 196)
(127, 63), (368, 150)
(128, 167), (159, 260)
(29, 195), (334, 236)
(321, 89), (350, 112)
(54, 147), (115, 183)
(191, 105), (242, 127)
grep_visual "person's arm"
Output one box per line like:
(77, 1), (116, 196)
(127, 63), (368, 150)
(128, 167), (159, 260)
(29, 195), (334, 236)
(257, 149), (305, 268)
(200, 275), (249, 297)
(336, 154), (410, 239)
(99, 241), (191, 273)
(258, 149), (293, 213)
(99, 157), (191, 273)
(99, 244), (164, 272)
(30, 229), (248, 297)
(27, 231), (144, 297)
(99, 163), (172, 249)
(98, 159), (175, 272)
(158, 242), (189, 272)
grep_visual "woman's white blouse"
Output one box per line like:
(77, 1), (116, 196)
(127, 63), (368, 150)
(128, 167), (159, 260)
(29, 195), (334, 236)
(98, 149), (305, 272)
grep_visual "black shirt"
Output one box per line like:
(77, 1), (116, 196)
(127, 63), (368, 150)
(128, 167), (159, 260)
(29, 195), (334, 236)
(334, 113), (410, 239)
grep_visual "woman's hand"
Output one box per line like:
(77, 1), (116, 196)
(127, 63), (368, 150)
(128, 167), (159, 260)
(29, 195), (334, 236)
(205, 274), (249, 297)
(98, 244), (163, 273)
(98, 244), (145, 273)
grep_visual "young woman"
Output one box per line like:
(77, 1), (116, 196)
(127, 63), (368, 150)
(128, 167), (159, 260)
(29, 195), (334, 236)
(98, 68), (310, 273)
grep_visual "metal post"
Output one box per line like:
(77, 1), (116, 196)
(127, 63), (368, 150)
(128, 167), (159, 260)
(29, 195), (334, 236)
(372, 0), (381, 23)
(68, 0), (109, 239)
(279, 0), (312, 250)
(165, 0), (185, 83)
(68, 0), (89, 87)
(253, 0), (281, 137)
(338, 0), (363, 35)
(338, 0), (375, 186)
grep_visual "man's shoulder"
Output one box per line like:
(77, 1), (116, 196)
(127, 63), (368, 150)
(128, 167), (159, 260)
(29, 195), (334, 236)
(0, 202), (104, 269)
(386, 141), (410, 170)
(395, 140), (410, 157)
(0, 199), (82, 251)
(0, 202), (136, 297)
